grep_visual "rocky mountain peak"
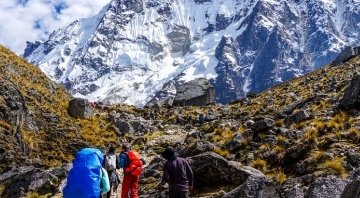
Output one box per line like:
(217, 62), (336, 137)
(23, 0), (360, 108)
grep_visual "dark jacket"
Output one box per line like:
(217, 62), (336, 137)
(161, 157), (194, 190)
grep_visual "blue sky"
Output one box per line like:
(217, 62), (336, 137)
(0, 0), (109, 55)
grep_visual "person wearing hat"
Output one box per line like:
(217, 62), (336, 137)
(160, 146), (194, 198)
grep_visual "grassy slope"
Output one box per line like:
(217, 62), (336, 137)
(0, 45), (119, 170)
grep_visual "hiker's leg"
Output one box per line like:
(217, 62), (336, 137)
(178, 190), (189, 198)
(169, 189), (189, 198)
(121, 174), (132, 198)
(129, 175), (139, 198)
(106, 170), (112, 198)
(107, 170), (116, 198)
(106, 189), (111, 198)
(169, 189), (180, 198)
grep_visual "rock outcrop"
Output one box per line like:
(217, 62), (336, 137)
(67, 98), (93, 118)
(340, 177), (360, 198)
(338, 72), (360, 110)
(173, 78), (215, 106)
(332, 46), (355, 66)
(0, 166), (68, 198)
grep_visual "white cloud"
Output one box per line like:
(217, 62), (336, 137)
(0, 0), (109, 55)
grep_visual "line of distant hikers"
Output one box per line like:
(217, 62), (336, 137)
(62, 143), (194, 198)
(88, 101), (206, 125)
(89, 101), (116, 114)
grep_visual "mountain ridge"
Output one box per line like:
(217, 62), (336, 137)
(23, 0), (360, 107)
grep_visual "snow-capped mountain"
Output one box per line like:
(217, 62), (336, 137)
(23, 0), (360, 107)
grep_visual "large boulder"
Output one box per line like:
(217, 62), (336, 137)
(181, 140), (215, 157)
(332, 46), (355, 66)
(280, 174), (317, 198)
(0, 166), (61, 198)
(250, 118), (274, 132)
(187, 152), (280, 198)
(67, 98), (93, 118)
(173, 78), (215, 107)
(338, 72), (360, 110)
(223, 174), (280, 198)
(304, 176), (349, 198)
(115, 120), (135, 134)
(141, 151), (280, 197)
(340, 177), (360, 198)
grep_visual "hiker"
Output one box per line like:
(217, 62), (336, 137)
(118, 143), (146, 198)
(103, 145), (120, 198)
(187, 114), (193, 125)
(160, 146), (194, 198)
(149, 111), (155, 120)
(154, 110), (159, 119)
(143, 112), (149, 119)
(63, 148), (110, 198)
(198, 113), (205, 125)
(90, 101), (95, 108)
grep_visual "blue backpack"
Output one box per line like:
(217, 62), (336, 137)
(63, 148), (104, 198)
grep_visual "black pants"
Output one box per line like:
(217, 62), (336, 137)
(169, 189), (189, 198)
(106, 170), (120, 198)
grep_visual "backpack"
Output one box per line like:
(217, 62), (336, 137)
(124, 150), (143, 175)
(104, 154), (117, 170)
(63, 148), (104, 198)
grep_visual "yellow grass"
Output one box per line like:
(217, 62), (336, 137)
(318, 157), (347, 178)
(274, 170), (287, 184)
(213, 147), (230, 158)
(0, 121), (12, 131)
(311, 150), (327, 163)
(144, 130), (164, 141)
(252, 158), (267, 172)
